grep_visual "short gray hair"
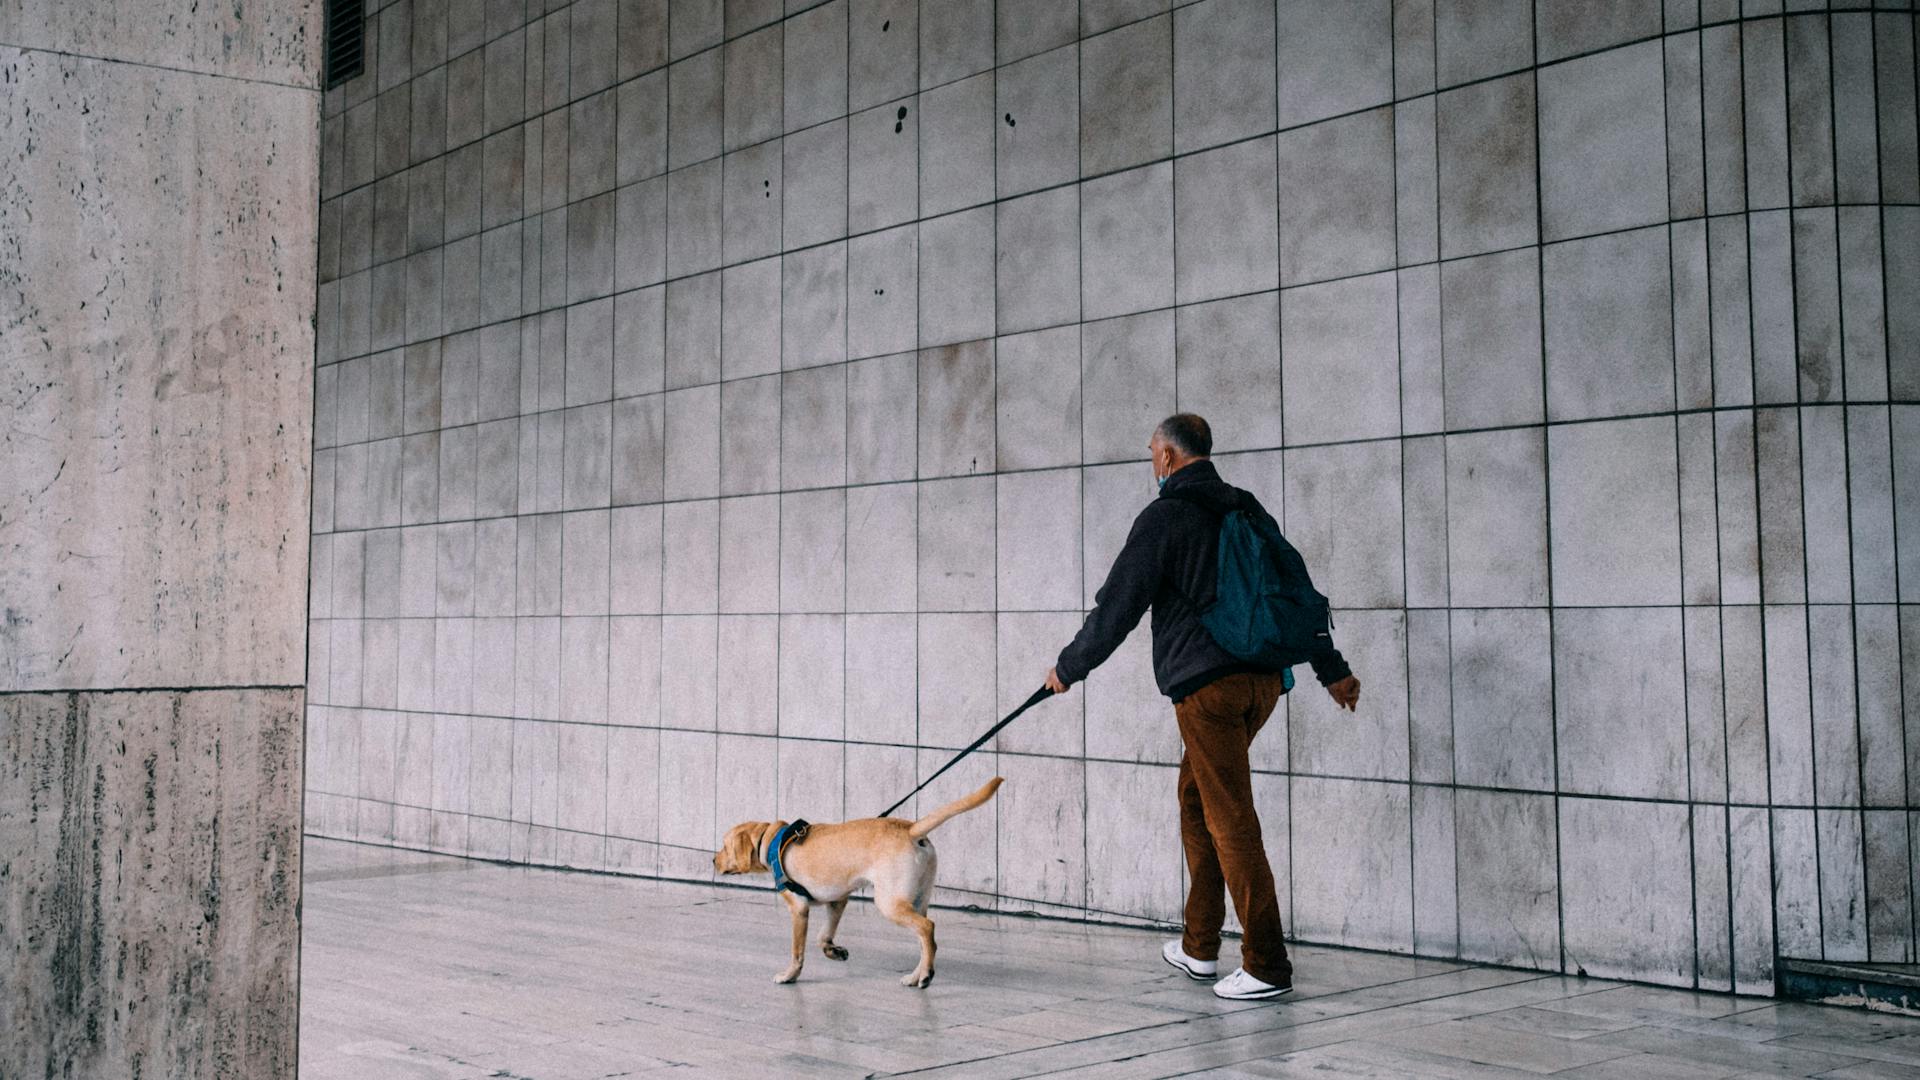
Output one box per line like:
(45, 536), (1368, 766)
(1154, 413), (1213, 457)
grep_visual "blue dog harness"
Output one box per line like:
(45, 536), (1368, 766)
(767, 820), (813, 901)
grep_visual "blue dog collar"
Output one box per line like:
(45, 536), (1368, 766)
(767, 820), (813, 901)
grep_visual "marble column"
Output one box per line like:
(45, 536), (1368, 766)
(0, 1), (321, 1075)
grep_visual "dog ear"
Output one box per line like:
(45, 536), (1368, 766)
(720, 822), (767, 873)
(750, 822), (779, 871)
(717, 823), (751, 873)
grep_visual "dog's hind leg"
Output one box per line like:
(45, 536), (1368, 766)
(776, 893), (810, 984)
(819, 899), (850, 961)
(879, 895), (937, 989)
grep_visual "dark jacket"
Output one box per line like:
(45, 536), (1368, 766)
(1055, 459), (1351, 702)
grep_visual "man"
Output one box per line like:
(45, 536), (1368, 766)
(1045, 413), (1360, 1001)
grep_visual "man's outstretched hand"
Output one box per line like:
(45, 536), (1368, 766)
(1326, 675), (1361, 712)
(1044, 667), (1069, 694)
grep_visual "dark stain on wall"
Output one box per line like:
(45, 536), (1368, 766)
(0, 688), (304, 1079)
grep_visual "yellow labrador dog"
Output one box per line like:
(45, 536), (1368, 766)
(713, 777), (1003, 988)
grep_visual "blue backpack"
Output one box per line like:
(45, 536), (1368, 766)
(1168, 492), (1334, 672)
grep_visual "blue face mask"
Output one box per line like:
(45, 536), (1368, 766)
(1156, 472), (1168, 492)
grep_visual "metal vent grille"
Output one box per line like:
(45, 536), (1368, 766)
(325, 0), (365, 89)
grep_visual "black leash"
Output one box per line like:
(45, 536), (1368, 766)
(879, 685), (1055, 819)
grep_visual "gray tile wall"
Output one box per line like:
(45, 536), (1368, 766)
(307, 0), (1920, 995)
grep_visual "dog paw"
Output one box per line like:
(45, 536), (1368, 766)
(900, 970), (935, 989)
(822, 943), (849, 961)
(774, 967), (802, 984)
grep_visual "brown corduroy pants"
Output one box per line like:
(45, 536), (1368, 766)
(1174, 671), (1292, 987)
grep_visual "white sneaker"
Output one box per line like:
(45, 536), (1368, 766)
(1161, 941), (1217, 981)
(1212, 967), (1294, 1000)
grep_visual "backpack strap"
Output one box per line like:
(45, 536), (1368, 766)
(1159, 487), (1228, 519)
(1162, 486), (1274, 531)
(1158, 489), (1234, 612)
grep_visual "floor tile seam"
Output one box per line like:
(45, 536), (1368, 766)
(874, 971), (1580, 1078)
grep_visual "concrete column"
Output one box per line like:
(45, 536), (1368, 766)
(0, 2), (320, 1075)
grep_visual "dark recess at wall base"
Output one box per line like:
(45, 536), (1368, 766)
(0, 687), (305, 1079)
(1777, 958), (1920, 1017)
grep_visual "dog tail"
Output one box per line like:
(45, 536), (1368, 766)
(907, 777), (1004, 840)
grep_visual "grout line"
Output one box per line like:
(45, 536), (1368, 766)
(1731, 13), (1786, 991)
(601, 0), (621, 875)
(1820, 7), (1877, 963)
(989, 0), (1003, 914)
(553, 7), (573, 860)
(293, 191), (327, 1064)
(1430, 0), (1461, 964)
(909, 0), (925, 831)
(1382, 0), (1419, 958)
(1659, 5), (1708, 992)
(1163, 0), (1198, 940)
(1869, 11), (1919, 963)
(715, 0), (734, 856)
(1266, 0), (1297, 958)
(1520, 10), (1572, 981)
(307, 730), (1894, 812)
(0, 38), (325, 91)
(1692, 1), (1740, 994)
(1075, 0), (1092, 924)
(0, 684), (312, 697)
(1776, 16), (1831, 964)
(837, 0), (851, 826)
(309, 599), (1877, 616)
(1866, 9), (1907, 966)
(659, 0), (673, 881)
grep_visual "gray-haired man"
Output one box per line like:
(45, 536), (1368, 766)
(1045, 414), (1359, 1000)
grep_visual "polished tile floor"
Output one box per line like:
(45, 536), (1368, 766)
(299, 838), (1918, 1079)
